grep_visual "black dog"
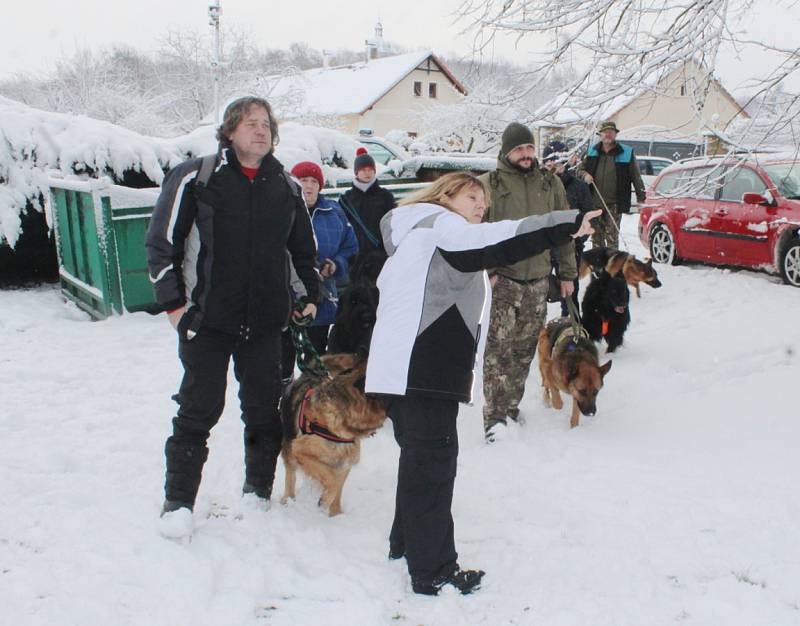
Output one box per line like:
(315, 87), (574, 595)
(581, 271), (630, 353)
(327, 282), (379, 357)
(348, 248), (387, 287)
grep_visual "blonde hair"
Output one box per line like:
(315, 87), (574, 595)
(399, 172), (486, 211)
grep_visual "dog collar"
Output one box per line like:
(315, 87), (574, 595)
(297, 387), (356, 444)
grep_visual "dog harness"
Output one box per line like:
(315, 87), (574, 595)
(297, 387), (356, 444)
(551, 323), (591, 356)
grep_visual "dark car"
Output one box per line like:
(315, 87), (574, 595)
(638, 155), (800, 287)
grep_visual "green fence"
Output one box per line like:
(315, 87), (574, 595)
(49, 177), (424, 320)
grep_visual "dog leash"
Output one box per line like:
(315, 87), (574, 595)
(589, 181), (631, 252)
(565, 296), (584, 342)
(289, 301), (331, 379)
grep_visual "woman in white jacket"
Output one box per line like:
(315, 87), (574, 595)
(365, 172), (599, 595)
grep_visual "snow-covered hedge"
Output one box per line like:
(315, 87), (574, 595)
(1, 97), (361, 247)
(168, 122), (361, 185)
(400, 154), (496, 176)
(0, 96), (184, 246)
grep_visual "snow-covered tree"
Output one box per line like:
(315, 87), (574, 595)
(456, 0), (800, 152)
(407, 57), (576, 153)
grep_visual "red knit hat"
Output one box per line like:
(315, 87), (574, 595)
(290, 161), (324, 189)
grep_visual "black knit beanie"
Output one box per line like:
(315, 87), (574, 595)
(501, 122), (535, 156)
(353, 147), (376, 174)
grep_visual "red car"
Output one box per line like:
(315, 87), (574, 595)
(638, 155), (800, 287)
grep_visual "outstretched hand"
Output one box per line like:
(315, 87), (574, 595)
(573, 209), (602, 239)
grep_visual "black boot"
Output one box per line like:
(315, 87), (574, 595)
(243, 426), (281, 501)
(242, 481), (271, 500)
(161, 499), (193, 515)
(412, 566), (485, 596)
(388, 546), (405, 560)
(164, 438), (209, 507)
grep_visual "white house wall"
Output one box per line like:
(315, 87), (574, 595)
(612, 64), (743, 140)
(356, 67), (464, 137)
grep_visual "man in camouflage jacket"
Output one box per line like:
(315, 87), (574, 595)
(479, 122), (577, 441)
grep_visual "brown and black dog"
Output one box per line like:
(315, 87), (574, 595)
(537, 318), (612, 428)
(580, 247), (662, 297)
(280, 354), (386, 516)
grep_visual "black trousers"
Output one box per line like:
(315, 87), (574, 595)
(164, 328), (282, 506)
(388, 395), (459, 584)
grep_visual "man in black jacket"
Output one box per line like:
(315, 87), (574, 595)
(146, 97), (319, 534)
(543, 141), (593, 316)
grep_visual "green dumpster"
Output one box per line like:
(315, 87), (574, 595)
(48, 177), (425, 319)
(49, 177), (159, 319)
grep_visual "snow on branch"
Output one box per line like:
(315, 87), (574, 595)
(457, 0), (800, 150)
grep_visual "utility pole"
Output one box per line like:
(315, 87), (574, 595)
(208, 1), (222, 124)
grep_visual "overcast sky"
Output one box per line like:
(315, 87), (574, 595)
(3, 0), (799, 94)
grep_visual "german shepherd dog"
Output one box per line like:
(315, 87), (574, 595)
(537, 318), (612, 428)
(280, 276), (384, 516)
(280, 354), (386, 516)
(581, 270), (630, 353)
(580, 247), (662, 297)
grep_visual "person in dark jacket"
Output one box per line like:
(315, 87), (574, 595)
(146, 96), (319, 537)
(576, 121), (646, 248)
(543, 141), (593, 317)
(365, 172), (600, 596)
(339, 147), (396, 270)
(280, 161), (358, 383)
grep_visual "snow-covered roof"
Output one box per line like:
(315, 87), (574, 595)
(259, 51), (467, 117)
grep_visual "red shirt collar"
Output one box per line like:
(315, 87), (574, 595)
(240, 165), (259, 181)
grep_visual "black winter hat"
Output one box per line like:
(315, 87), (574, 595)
(501, 122), (535, 156)
(353, 147), (376, 174)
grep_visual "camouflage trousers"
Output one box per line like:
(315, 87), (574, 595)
(591, 203), (621, 250)
(482, 275), (549, 431)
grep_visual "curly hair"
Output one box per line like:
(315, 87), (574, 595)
(216, 96), (280, 150)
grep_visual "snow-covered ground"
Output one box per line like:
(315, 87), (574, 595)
(1, 217), (798, 626)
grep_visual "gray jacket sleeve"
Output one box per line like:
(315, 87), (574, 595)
(145, 160), (200, 312)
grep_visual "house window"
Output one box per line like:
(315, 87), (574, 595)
(413, 81), (422, 97)
(429, 82), (438, 99)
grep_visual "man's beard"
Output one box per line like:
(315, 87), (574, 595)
(511, 158), (535, 173)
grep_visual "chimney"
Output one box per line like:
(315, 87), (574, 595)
(364, 20), (386, 62)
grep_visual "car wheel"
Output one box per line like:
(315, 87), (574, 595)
(649, 224), (678, 265)
(780, 237), (800, 287)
